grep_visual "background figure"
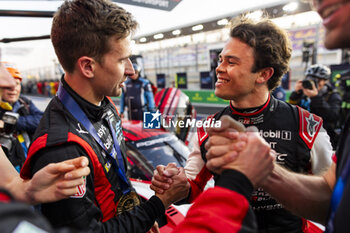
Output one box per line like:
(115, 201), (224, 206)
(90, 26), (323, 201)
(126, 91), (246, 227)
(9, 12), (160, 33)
(0, 62), (43, 171)
(271, 85), (286, 101)
(120, 63), (156, 120)
(289, 64), (341, 148)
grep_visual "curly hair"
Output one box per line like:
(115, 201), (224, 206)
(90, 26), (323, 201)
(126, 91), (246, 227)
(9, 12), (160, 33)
(229, 16), (292, 90)
(51, 0), (138, 73)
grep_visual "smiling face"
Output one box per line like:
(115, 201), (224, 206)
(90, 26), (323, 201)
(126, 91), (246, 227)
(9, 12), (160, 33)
(215, 37), (259, 102)
(92, 36), (135, 99)
(314, 0), (350, 49)
(2, 78), (21, 104)
(0, 63), (16, 102)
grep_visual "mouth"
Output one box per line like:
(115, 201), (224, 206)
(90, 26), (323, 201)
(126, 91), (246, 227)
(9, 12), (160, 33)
(216, 77), (230, 84)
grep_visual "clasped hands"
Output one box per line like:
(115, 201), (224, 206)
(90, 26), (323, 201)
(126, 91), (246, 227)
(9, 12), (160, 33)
(151, 116), (275, 204)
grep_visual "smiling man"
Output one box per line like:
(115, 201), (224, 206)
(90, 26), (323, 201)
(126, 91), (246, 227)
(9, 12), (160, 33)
(151, 16), (333, 233)
(183, 1), (350, 233)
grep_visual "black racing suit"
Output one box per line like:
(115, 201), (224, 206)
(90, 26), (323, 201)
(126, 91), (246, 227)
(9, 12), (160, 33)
(20, 78), (164, 232)
(185, 95), (333, 233)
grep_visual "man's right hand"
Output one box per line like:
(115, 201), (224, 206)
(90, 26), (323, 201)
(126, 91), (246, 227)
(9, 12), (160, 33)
(205, 116), (274, 187)
(151, 163), (190, 209)
(207, 128), (274, 188)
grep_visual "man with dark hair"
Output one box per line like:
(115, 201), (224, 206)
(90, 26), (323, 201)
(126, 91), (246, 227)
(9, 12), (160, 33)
(151, 16), (333, 233)
(184, 0), (350, 232)
(20, 0), (187, 232)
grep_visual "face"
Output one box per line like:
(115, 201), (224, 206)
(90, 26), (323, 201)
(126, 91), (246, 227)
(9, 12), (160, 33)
(215, 37), (259, 101)
(0, 63), (16, 102)
(2, 78), (21, 104)
(313, 0), (350, 49)
(93, 36), (134, 98)
(317, 79), (327, 90)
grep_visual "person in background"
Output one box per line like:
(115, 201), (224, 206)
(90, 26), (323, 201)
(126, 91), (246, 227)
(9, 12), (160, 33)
(289, 64), (341, 148)
(0, 59), (90, 205)
(1, 62), (43, 151)
(120, 63), (156, 120)
(271, 85), (286, 101)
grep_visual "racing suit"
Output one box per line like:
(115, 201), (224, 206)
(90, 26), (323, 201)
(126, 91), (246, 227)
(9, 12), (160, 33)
(120, 77), (156, 120)
(20, 78), (165, 232)
(289, 83), (342, 148)
(185, 95), (333, 233)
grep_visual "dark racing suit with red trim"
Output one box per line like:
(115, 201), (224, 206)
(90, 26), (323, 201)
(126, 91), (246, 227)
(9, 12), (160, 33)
(185, 95), (333, 233)
(20, 79), (165, 232)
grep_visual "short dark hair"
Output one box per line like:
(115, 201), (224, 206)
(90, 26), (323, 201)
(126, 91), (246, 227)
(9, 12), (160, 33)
(230, 16), (292, 90)
(51, 0), (138, 73)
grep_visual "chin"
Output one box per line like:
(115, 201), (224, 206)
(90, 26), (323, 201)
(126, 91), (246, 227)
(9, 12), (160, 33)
(324, 30), (350, 50)
(215, 90), (231, 101)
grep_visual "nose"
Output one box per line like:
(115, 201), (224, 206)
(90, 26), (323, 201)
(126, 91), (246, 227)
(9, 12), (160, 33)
(125, 58), (135, 76)
(216, 61), (225, 75)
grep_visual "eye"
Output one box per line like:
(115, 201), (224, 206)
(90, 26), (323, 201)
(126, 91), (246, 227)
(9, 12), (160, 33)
(228, 60), (237, 65)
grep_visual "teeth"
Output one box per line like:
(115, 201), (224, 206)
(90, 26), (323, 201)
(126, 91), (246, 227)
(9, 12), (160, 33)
(322, 3), (342, 18)
(218, 78), (229, 83)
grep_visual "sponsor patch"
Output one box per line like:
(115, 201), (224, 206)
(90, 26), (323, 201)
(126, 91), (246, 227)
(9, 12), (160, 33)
(70, 176), (86, 198)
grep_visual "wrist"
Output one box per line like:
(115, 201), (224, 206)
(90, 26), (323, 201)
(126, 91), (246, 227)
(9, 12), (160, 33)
(155, 193), (171, 209)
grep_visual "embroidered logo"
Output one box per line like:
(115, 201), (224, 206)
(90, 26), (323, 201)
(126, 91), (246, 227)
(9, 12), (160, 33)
(306, 114), (319, 136)
(76, 123), (88, 134)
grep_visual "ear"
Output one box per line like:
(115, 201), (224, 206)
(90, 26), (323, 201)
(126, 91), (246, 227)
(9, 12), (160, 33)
(76, 56), (95, 79)
(256, 67), (274, 84)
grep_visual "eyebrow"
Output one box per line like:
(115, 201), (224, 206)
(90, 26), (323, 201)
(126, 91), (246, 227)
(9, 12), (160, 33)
(219, 54), (241, 62)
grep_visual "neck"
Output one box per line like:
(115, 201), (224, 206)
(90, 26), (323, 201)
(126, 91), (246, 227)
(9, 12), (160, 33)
(230, 90), (269, 109)
(64, 74), (103, 106)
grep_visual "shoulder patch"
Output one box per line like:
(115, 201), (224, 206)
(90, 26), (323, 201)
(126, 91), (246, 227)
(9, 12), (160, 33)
(298, 107), (323, 149)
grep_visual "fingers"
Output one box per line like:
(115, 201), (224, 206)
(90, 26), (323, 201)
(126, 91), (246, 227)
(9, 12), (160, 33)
(64, 156), (89, 168)
(205, 135), (237, 150)
(206, 115), (246, 135)
(64, 166), (90, 180)
(246, 126), (258, 132)
(151, 165), (177, 194)
(46, 157), (89, 175)
(207, 128), (240, 138)
(206, 151), (238, 174)
(57, 176), (86, 189)
(219, 115), (246, 132)
(54, 186), (81, 199)
(151, 174), (171, 194)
